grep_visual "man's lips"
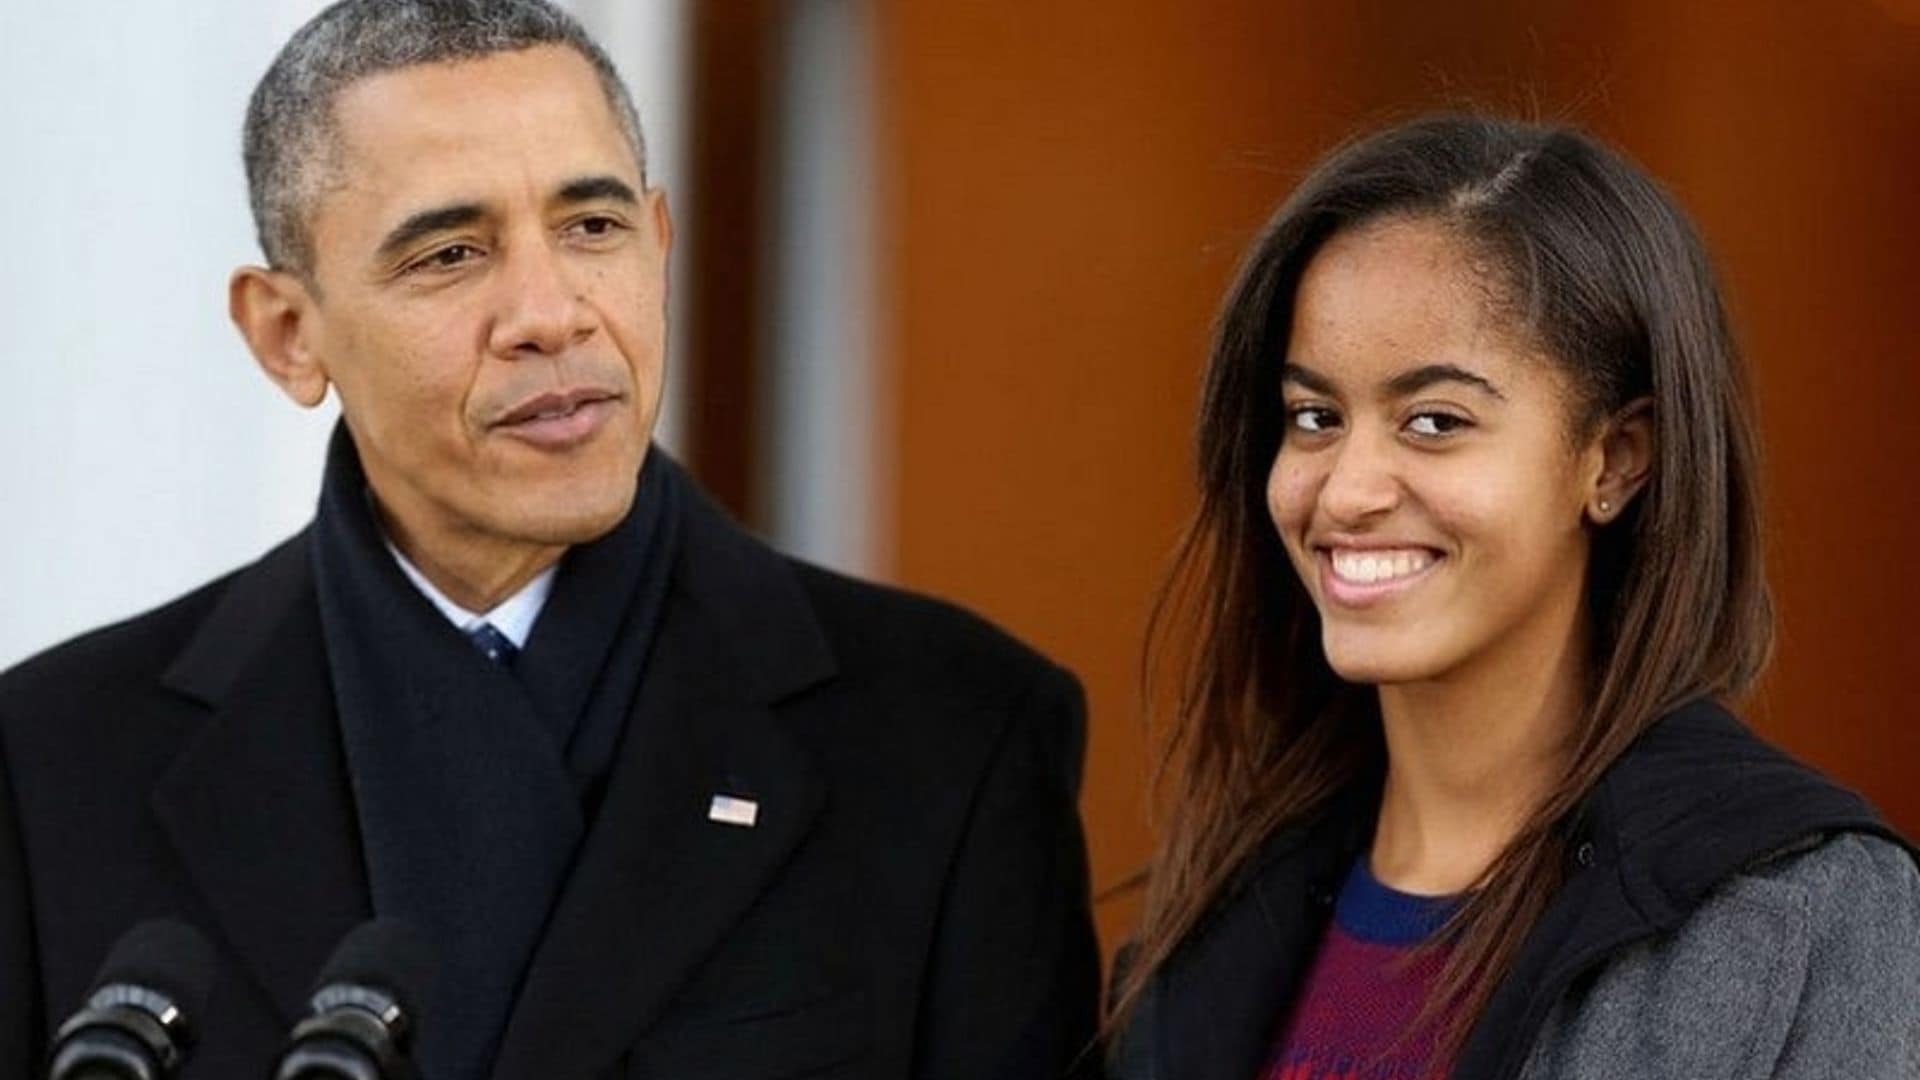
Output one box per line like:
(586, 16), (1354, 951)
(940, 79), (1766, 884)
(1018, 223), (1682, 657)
(493, 388), (620, 427)
(489, 388), (622, 449)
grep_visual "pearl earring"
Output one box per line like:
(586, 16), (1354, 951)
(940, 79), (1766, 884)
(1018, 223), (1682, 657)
(1598, 499), (1612, 515)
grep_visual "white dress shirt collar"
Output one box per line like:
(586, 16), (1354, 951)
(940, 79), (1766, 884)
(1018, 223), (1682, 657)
(383, 540), (557, 650)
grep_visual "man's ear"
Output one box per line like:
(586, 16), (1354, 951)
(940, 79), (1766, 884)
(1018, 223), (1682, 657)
(230, 265), (329, 407)
(646, 186), (673, 256)
(1586, 396), (1656, 525)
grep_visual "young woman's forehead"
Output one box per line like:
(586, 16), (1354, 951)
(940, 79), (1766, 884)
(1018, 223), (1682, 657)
(1283, 218), (1549, 400)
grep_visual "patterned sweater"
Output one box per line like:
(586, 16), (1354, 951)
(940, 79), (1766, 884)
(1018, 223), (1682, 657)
(1263, 858), (1458, 1080)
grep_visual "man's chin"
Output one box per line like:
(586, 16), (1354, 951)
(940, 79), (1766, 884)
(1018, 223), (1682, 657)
(487, 472), (641, 547)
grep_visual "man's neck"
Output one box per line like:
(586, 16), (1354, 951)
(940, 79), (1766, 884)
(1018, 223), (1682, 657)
(370, 497), (566, 613)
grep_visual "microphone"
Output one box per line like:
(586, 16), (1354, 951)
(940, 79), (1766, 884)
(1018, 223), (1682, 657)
(47, 919), (216, 1080)
(274, 919), (436, 1080)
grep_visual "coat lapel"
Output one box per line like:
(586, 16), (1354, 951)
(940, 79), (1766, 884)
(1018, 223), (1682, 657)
(491, 487), (836, 1080)
(1146, 781), (1376, 1080)
(150, 534), (371, 1023)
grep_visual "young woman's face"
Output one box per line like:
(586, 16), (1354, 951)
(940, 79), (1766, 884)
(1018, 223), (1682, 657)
(1267, 216), (1600, 687)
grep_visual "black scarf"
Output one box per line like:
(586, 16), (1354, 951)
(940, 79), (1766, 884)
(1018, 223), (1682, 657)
(309, 424), (681, 1079)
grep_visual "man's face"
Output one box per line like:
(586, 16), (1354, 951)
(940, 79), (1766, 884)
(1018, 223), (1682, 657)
(301, 44), (668, 553)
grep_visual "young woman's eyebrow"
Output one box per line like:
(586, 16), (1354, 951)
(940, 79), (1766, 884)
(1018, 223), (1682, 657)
(1279, 363), (1337, 395)
(1382, 363), (1506, 401)
(1280, 361), (1504, 402)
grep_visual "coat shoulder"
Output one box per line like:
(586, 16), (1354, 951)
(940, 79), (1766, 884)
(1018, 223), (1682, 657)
(1752, 832), (1920, 1075)
(0, 567), (238, 715)
(1524, 831), (1920, 1078)
(0, 531), (312, 721)
(787, 559), (1078, 709)
(1743, 829), (1919, 909)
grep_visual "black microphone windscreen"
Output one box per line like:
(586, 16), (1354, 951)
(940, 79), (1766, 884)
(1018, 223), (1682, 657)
(309, 918), (436, 1021)
(89, 919), (217, 1023)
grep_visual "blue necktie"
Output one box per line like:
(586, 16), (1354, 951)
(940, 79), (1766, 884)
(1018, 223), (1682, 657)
(467, 622), (519, 666)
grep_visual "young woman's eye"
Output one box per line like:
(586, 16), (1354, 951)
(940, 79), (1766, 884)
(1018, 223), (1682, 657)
(1287, 405), (1341, 434)
(1405, 411), (1472, 437)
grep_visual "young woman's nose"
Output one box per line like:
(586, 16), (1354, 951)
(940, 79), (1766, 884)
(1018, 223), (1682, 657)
(1317, 429), (1402, 525)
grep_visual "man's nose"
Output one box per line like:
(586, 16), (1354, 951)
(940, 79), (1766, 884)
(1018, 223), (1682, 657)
(1317, 429), (1402, 524)
(488, 240), (594, 357)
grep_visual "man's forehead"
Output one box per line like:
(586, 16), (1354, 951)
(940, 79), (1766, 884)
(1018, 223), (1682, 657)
(314, 45), (641, 242)
(329, 45), (637, 185)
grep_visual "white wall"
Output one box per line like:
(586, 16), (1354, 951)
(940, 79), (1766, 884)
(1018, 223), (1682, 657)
(0, 1), (689, 669)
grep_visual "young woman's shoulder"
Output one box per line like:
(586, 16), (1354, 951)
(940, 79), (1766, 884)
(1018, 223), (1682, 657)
(1522, 831), (1920, 1079)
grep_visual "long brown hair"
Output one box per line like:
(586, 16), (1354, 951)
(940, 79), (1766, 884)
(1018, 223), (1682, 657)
(1110, 113), (1774, 1058)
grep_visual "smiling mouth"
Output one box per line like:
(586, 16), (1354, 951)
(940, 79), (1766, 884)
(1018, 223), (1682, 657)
(1316, 546), (1444, 606)
(1328, 547), (1437, 585)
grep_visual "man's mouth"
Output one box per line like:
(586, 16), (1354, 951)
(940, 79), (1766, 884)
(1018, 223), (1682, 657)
(496, 389), (619, 426)
(491, 389), (622, 449)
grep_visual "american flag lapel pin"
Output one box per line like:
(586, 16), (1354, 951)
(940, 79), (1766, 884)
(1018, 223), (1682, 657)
(708, 794), (760, 828)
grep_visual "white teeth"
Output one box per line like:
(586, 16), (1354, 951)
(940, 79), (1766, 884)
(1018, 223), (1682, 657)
(1330, 548), (1435, 585)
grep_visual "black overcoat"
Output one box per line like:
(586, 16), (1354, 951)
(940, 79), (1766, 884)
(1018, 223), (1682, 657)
(0, 480), (1100, 1079)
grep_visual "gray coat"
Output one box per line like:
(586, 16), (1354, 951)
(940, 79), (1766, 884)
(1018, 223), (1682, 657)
(1521, 831), (1920, 1078)
(1109, 701), (1920, 1080)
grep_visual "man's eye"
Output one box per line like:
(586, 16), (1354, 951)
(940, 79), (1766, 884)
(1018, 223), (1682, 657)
(408, 244), (482, 273)
(569, 215), (627, 239)
(1288, 405), (1340, 434)
(1406, 412), (1471, 437)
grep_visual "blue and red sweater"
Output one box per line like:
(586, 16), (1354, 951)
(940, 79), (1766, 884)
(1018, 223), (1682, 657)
(1262, 859), (1458, 1080)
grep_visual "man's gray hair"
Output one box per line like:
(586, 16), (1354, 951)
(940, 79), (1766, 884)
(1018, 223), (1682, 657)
(243, 0), (647, 278)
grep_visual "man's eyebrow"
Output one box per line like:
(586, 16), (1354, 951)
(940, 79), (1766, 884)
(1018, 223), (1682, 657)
(376, 202), (486, 262)
(555, 175), (640, 206)
(1280, 363), (1337, 396)
(1382, 363), (1506, 401)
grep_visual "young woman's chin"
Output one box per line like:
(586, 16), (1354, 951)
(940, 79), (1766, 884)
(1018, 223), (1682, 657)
(1319, 624), (1459, 686)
